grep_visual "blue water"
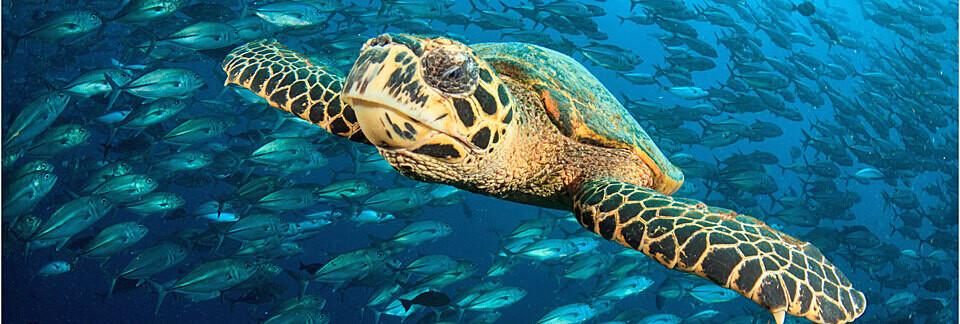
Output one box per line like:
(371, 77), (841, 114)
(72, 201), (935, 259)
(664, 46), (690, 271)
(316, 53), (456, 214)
(2, 0), (957, 323)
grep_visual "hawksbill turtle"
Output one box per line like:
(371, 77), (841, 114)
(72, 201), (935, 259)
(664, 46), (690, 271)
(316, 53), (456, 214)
(221, 34), (866, 324)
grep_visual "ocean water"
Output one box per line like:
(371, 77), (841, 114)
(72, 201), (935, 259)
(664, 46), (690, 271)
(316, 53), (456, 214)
(1, 0), (957, 323)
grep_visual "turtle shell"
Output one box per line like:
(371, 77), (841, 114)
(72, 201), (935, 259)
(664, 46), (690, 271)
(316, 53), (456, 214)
(472, 42), (684, 194)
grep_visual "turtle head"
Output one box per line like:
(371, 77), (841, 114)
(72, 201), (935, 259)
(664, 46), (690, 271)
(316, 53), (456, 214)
(342, 34), (514, 176)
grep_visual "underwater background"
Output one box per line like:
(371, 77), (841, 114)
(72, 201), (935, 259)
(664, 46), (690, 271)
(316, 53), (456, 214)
(1, 0), (957, 323)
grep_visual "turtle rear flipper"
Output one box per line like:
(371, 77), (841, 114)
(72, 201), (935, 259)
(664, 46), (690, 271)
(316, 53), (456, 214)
(572, 178), (866, 324)
(222, 39), (368, 143)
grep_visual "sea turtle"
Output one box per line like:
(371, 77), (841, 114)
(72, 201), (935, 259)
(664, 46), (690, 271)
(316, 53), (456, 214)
(221, 34), (865, 324)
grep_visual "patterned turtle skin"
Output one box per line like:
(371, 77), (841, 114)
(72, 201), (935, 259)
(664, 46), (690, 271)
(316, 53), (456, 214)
(221, 34), (866, 324)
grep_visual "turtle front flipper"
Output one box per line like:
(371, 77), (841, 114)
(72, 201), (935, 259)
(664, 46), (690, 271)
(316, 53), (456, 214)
(572, 178), (865, 324)
(222, 39), (367, 143)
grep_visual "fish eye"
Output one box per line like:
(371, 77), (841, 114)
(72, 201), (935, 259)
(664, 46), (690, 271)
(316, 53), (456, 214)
(43, 174), (51, 179)
(173, 82), (182, 87)
(146, 178), (153, 183)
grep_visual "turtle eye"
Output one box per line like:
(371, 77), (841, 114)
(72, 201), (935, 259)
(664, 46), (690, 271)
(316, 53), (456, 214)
(422, 47), (479, 95)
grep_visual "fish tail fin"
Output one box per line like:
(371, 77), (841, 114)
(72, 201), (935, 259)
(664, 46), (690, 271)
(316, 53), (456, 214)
(285, 268), (310, 298)
(146, 280), (167, 315)
(142, 38), (159, 60)
(106, 0), (129, 22)
(399, 298), (413, 311)
(652, 64), (664, 77)
(283, 267), (301, 281)
(238, 0), (247, 18)
(799, 128), (812, 149)
(473, 0), (487, 13)
(384, 260), (402, 272)
(106, 276), (118, 299)
(616, 15), (626, 25)
(104, 73), (127, 112)
(725, 63), (738, 78)
(55, 238), (70, 251)
(456, 306), (466, 322)
(23, 241), (32, 260)
(101, 128), (120, 160)
(880, 191), (891, 212)
(702, 180), (714, 201)
(376, 1), (389, 16)
(211, 231), (225, 254)
(4, 32), (23, 58)
(372, 309), (383, 324)
(655, 294), (666, 310)
(617, 91), (632, 106)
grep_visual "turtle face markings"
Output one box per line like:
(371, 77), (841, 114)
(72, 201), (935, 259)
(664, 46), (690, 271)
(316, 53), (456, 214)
(342, 34), (515, 177)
